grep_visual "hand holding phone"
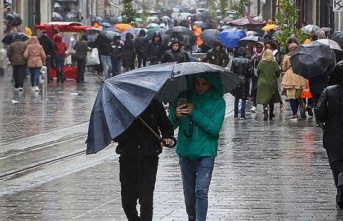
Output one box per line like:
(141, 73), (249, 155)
(178, 98), (188, 108)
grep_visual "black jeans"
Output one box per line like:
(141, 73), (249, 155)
(12, 64), (26, 88)
(76, 58), (86, 82)
(137, 54), (147, 68)
(119, 155), (158, 221)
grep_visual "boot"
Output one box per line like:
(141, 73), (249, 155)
(269, 106), (274, 120)
(189, 216), (195, 221)
(337, 172), (343, 208)
(263, 107), (268, 121)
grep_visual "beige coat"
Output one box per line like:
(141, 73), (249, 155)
(24, 36), (46, 68)
(281, 54), (307, 89)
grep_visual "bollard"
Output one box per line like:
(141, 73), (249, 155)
(41, 66), (48, 100)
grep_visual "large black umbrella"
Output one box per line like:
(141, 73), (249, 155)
(200, 29), (220, 47)
(290, 41), (336, 79)
(86, 62), (241, 154)
(166, 26), (194, 38)
(2, 32), (29, 45)
(100, 28), (121, 40)
(238, 35), (264, 47)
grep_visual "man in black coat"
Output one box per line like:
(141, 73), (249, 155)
(134, 29), (148, 68)
(201, 40), (229, 67)
(146, 31), (165, 65)
(115, 99), (175, 221)
(161, 37), (190, 63)
(38, 31), (55, 83)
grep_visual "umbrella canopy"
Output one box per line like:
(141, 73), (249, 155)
(290, 41), (336, 79)
(193, 21), (207, 28)
(262, 24), (277, 31)
(238, 35), (264, 47)
(315, 27), (332, 35)
(146, 23), (160, 29)
(331, 31), (343, 48)
(200, 29), (220, 47)
(166, 26), (194, 38)
(115, 23), (134, 33)
(85, 27), (102, 35)
(301, 24), (320, 33)
(101, 28), (121, 40)
(316, 39), (343, 51)
(2, 32), (29, 45)
(86, 62), (241, 154)
(218, 29), (246, 48)
(228, 16), (265, 27)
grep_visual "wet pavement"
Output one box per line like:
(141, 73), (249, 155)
(1, 66), (343, 220)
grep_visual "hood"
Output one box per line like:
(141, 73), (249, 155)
(139, 29), (146, 36)
(125, 32), (134, 40)
(151, 31), (162, 43)
(53, 34), (63, 43)
(28, 36), (39, 45)
(189, 72), (223, 95)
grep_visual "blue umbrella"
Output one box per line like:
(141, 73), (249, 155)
(218, 29), (246, 48)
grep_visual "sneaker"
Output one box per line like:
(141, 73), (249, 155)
(35, 86), (39, 92)
(250, 106), (257, 113)
(306, 107), (313, 116)
(18, 87), (23, 92)
(14, 87), (19, 91)
(289, 114), (298, 119)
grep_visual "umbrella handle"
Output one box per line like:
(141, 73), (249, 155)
(183, 120), (193, 138)
(162, 137), (177, 148)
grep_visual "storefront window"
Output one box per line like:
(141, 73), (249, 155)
(53, 0), (81, 22)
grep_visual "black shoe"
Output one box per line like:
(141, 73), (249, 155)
(306, 107), (313, 116)
(263, 108), (268, 121)
(300, 110), (306, 118)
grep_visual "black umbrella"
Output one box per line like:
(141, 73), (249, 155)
(85, 27), (102, 35)
(331, 31), (343, 48)
(238, 35), (264, 47)
(166, 26), (194, 38)
(86, 62), (241, 154)
(100, 28), (121, 40)
(2, 32), (29, 45)
(290, 41), (336, 79)
(193, 21), (207, 28)
(200, 29), (220, 47)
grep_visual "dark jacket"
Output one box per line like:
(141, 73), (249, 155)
(122, 32), (136, 61)
(111, 38), (123, 59)
(7, 40), (27, 65)
(134, 30), (148, 56)
(201, 48), (229, 67)
(309, 73), (328, 96)
(315, 85), (343, 172)
(73, 39), (89, 60)
(95, 33), (112, 56)
(38, 34), (54, 56)
(115, 99), (174, 157)
(161, 47), (190, 63)
(231, 57), (252, 99)
(146, 31), (165, 63)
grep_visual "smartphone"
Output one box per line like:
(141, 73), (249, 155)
(178, 98), (188, 108)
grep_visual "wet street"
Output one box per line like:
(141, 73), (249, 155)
(0, 68), (343, 221)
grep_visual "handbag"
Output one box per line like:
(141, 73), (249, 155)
(86, 48), (100, 66)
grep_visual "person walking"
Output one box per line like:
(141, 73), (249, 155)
(7, 33), (27, 91)
(53, 34), (67, 83)
(315, 61), (343, 208)
(111, 36), (123, 76)
(134, 29), (148, 68)
(114, 99), (175, 221)
(146, 31), (165, 65)
(168, 73), (226, 221)
(73, 34), (90, 83)
(95, 33), (112, 79)
(250, 42), (264, 113)
(281, 43), (307, 119)
(122, 32), (136, 72)
(38, 30), (55, 83)
(23, 36), (46, 92)
(230, 47), (252, 119)
(161, 38), (190, 63)
(201, 40), (229, 67)
(256, 49), (281, 121)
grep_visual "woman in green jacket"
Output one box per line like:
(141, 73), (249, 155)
(168, 72), (225, 221)
(256, 49), (281, 121)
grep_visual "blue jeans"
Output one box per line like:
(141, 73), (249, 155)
(100, 55), (112, 79)
(28, 67), (41, 87)
(179, 156), (215, 221)
(234, 98), (246, 118)
(111, 58), (121, 76)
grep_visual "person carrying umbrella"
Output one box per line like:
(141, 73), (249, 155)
(315, 61), (343, 208)
(168, 72), (226, 221)
(114, 99), (175, 221)
(201, 40), (229, 67)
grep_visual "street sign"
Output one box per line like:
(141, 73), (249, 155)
(333, 0), (343, 11)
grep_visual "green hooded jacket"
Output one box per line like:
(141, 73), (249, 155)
(168, 72), (226, 160)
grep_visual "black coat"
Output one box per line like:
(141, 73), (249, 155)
(115, 99), (174, 157)
(230, 57), (252, 99)
(134, 36), (148, 56)
(161, 49), (190, 63)
(146, 40), (165, 63)
(315, 85), (343, 172)
(39, 35), (54, 56)
(201, 48), (229, 67)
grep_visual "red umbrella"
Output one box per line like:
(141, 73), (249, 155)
(228, 16), (265, 27)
